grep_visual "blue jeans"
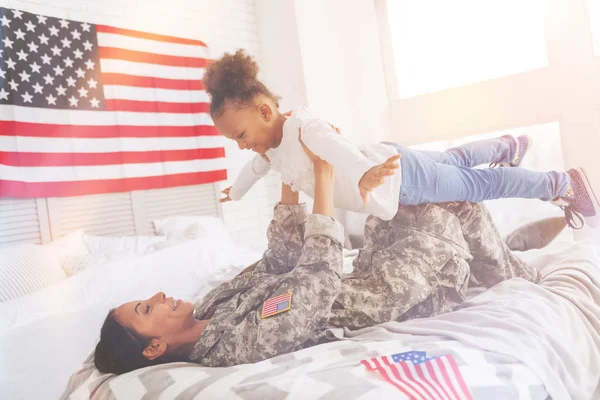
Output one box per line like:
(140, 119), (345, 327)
(383, 137), (571, 206)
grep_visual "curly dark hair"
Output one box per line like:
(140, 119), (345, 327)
(93, 309), (186, 375)
(203, 49), (279, 117)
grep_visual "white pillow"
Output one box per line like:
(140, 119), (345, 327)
(47, 230), (89, 258)
(0, 244), (66, 302)
(61, 253), (141, 276)
(83, 234), (167, 256)
(153, 216), (231, 243)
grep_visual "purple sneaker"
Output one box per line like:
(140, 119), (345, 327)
(551, 168), (599, 229)
(490, 135), (533, 168)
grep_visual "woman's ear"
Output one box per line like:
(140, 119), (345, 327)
(142, 339), (167, 360)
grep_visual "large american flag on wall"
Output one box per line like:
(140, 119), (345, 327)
(0, 7), (226, 198)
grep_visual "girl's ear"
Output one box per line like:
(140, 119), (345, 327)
(259, 103), (273, 122)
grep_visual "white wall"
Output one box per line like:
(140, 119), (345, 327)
(1, 0), (281, 250)
(293, 0), (390, 145)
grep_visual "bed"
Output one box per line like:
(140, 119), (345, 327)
(2, 132), (599, 400)
(0, 237), (594, 400)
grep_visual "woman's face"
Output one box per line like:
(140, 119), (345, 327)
(114, 292), (196, 343)
(214, 101), (277, 154)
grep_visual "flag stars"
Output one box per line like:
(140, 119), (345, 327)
(49, 26), (59, 36)
(19, 70), (31, 82)
(2, 37), (14, 49)
(32, 82), (44, 94)
(21, 92), (33, 103)
(66, 76), (76, 87)
(87, 78), (97, 89)
(6, 58), (16, 70)
(0, 69), (5, 79)
(81, 22), (91, 32)
(41, 54), (52, 64)
(13, 10), (23, 19)
(59, 19), (69, 29)
(51, 45), (62, 56)
(61, 37), (72, 48)
(63, 57), (74, 68)
(14, 29), (26, 40)
(37, 15), (48, 25)
(78, 87), (88, 98)
(85, 59), (95, 70)
(8, 79), (19, 91)
(82, 40), (92, 51)
(0, 15), (11, 27)
(38, 33), (49, 45)
(27, 41), (39, 53)
(68, 96), (79, 107)
(75, 68), (85, 78)
(30, 62), (41, 74)
(73, 48), (83, 59)
(16, 49), (28, 61)
(46, 94), (57, 105)
(71, 30), (81, 40)
(0, 88), (9, 100)
(25, 20), (36, 32)
(90, 97), (100, 108)
(53, 65), (64, 76)
(56, 85), (67, 96)
(43, 74), (54, 85)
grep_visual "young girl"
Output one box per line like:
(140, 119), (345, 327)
(204, 49), (598, 229)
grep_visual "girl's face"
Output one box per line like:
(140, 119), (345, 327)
(213, 101), (278, 154)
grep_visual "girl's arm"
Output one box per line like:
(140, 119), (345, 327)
(222, 154), (271, 202)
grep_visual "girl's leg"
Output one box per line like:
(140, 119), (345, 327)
(397, 145), (571, 205)
(384, 135), (526, 168)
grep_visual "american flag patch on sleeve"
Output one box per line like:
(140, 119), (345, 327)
(261, 292), (292, 319)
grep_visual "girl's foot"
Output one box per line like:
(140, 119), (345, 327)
(551, 168), (599, 229)
(490, 135), (533, 168)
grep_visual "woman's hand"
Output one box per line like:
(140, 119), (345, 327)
(297, 128), (331, 171)
(284, 110), (341, 134)
(219, 186), (232, 203)
(298, 128), (334, 217)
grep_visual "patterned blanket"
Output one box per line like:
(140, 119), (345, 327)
(62, 333), (548, 400)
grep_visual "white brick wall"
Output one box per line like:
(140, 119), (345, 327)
(0, 0), (281, 251)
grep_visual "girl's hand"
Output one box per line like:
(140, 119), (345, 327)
(219, 186), (233, 203)
(358, 155), (401, 204)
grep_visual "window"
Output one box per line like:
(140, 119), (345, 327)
(384, 0), (548, 98)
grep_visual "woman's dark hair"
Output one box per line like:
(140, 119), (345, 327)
(203, 49), (279, 117)
(94, 309), (185, 375)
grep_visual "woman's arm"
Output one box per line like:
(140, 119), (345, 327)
(201, 140), (344, 367)
(253, 182), (307, 275)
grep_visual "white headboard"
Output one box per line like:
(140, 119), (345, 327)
(0, 183), (222, 246)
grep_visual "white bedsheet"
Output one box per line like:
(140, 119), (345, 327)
(0, 238), (262, 400)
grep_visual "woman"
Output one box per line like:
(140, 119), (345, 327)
(94, 137), (539, 374)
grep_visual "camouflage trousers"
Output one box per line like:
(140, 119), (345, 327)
(329, 202), (539, 330)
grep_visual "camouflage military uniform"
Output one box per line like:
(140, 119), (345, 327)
(188, 202), (538, 367)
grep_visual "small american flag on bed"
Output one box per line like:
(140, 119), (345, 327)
(362, 352), (473, 400)
(0, 7), (226, 198)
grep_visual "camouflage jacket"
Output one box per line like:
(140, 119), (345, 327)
(188, 204), (344, 367)
(188, 202), (538, 367)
